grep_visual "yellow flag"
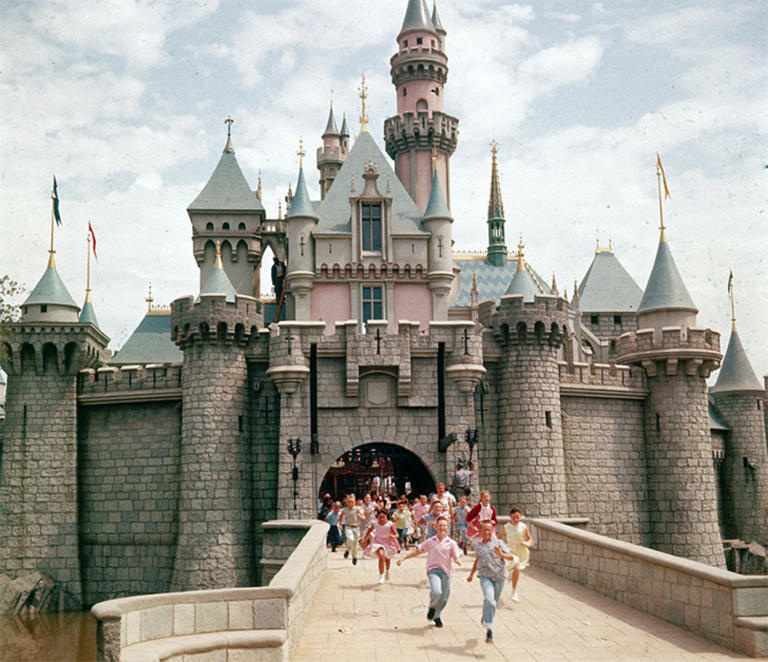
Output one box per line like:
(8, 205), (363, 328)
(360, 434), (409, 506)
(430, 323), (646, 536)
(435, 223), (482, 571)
(656, 153), (670, 199)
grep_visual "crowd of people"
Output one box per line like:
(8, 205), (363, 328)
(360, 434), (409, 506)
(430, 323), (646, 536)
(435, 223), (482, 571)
(317, 480), (534, 644)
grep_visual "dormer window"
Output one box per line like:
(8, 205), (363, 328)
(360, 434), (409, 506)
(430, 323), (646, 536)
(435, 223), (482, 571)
(361, 203), (382, 252)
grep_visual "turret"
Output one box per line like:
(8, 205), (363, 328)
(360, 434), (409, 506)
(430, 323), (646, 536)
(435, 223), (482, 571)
(285, 149), (318, 320)
(422, 168), (454, 319)
(617, 222), (724, 567)
(710, 279), (768, 544)
(384, 0), (459, 210)
(169, 247), (261, 591)
(491, 290), (569, 517)
(187, 118), (265, 298)
(431, 0), (446, 50)
(317, 103), (346, 199)
(0, 250), (109, 608)
(487, 141), (507, 267)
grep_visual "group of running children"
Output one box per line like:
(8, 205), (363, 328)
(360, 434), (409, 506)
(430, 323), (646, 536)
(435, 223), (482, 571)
(322, 487), (534, 644)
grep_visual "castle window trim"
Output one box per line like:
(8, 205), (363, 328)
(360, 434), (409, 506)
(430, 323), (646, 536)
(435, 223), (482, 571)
(361, 202), (383, 252)
(362, 284), (384, 326)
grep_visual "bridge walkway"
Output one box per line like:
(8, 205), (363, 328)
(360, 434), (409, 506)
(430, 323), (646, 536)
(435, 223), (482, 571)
(293, 550), (750, 661)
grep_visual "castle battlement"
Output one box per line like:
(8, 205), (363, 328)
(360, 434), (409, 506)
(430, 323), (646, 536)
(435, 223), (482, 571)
(384, 111), (459, 156)
(77, 363), (183, 397)
(492, 294), (568, 347)
(617, 326), (720, 356)
(171, 294), (262, 348)
(558, 361), (647, 391)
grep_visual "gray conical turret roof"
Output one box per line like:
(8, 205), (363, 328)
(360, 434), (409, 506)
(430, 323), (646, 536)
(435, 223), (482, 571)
(431, 0), (445, 33)
(286, 166), (317, 219)
(578, 248), (643, 313)
(200, 247), (237, 303)
(711, 329), (763, 393)
(79, 298), (99, 326)
(504, 262), (541, 302)
(423, 170), (451, 219)
(400, 0), (437, 36)
(340, 114), (350, 138)
(638, 239), (696, 313)
(188, 137), (264, 212)
(323, 106), (339, 136)
(23, 261), (78, 309)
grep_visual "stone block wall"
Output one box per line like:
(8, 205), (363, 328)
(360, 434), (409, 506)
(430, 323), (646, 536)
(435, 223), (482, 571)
(78, 401), (181, 606)
(561, 395), (650, 544)
(531, 517), (768, 657)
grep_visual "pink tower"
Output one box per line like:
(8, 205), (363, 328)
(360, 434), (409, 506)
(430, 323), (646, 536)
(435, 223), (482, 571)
(384, 0), (459, 211)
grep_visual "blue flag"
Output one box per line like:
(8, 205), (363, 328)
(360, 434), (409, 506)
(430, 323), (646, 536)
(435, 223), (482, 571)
(52, 175), (61, 226)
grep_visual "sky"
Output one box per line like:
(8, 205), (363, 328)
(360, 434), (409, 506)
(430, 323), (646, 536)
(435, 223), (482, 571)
(1, 0), (766, 380)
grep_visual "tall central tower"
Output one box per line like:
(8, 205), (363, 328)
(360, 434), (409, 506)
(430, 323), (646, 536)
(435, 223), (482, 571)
(384, 0), (459, 211)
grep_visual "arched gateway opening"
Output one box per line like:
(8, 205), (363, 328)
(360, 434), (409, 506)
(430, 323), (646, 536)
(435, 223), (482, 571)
(320, 443), (436, 500)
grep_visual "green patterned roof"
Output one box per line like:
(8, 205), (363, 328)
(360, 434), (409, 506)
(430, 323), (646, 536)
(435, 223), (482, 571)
(188, 141), (264, 212)
(638, 239), (696, 313)
(315, 132), (426, 235)
(23, 264), (78, 309)
(452, 256), (551, 307)
(578, 250), (643, 313)
(711, 328), (763, 393)
(109, 313), (182, 366)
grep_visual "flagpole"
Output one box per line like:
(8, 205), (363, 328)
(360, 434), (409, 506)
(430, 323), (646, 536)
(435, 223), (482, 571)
(49, 178), (56, 267)
(656, 162), (666, 243)
(729, 275), (736, 332)
(85, 229), (92, 303)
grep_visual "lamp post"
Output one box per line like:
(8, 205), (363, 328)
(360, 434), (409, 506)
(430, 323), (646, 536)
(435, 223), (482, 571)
(287, 438), (302, 509)
(465, 429), (479, 464)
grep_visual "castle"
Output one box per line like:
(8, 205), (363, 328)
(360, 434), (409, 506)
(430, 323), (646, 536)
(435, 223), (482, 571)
(1, 0), (766, 610)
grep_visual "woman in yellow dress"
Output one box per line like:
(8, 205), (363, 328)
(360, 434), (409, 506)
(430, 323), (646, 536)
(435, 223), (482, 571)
(502, 507), (534, 602)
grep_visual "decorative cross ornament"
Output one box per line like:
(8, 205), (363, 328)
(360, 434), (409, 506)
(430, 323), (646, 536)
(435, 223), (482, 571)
(438, 237), (443, 258)
(299, 235), (306, 257)
(462, 328), (470, 355)
(375, 328), (382, 355)
(283, 332), (295, 355)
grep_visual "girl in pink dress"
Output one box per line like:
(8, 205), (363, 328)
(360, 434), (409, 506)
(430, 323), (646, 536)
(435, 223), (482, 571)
(362, 510), (401, 583)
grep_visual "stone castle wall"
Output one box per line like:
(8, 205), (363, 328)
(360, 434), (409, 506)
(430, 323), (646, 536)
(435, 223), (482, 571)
(78, 400), (181, 606)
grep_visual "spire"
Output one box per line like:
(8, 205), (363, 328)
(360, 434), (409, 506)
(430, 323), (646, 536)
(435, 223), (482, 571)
(286, 161), (317, 220)
(323, 102), (339, 136)
(637, 235), (696, 314)
(200, 241), (237, 303)
(551, 273), (558, 296)
(516, 235), (525, 272)
(224, 115), (234, 153)
(504, 239), (540, 302)
(711, 329), (763, 393)
(423, 169), (451, 219)
(340, 112), (350, 138)
(256, 169), (263, 201)
(79, 230), (99, 326)
(358, 75), (369, 133)
(431, 0), (446, 34)
(400, 0), (437, 36)
(487, 141), (507, 267)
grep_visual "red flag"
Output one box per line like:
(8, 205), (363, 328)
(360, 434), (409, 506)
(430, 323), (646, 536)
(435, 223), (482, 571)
(88, 222), (98, 260)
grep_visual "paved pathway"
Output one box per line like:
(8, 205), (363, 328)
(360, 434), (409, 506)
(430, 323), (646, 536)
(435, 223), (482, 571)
(293, 550), (751, 662)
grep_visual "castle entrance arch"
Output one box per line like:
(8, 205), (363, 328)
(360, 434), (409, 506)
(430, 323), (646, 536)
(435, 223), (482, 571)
(320, 443), (435, 500)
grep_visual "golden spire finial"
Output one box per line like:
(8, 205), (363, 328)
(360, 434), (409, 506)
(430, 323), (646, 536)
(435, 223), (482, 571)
(297, 137), (305, 168)
(516, 234), (525, 272)
(573, 279), (579, 299)
(256, 169), (263, 201)
(330, 88), (334, 109)
(656, 153), (670, 243)
(214, 240), (224, 270)
(551, 272), (558, 294)
(224, 115), (234, 152)
(471, 273), (478, 293)
(146, 282), (153, 312)
(431, 144), (438, 172)
(278, 200), (283, 219)
(596, 233), (600, 252)
(490, 139), (498, 159)
(358, 74), (369, 133)
(728, 270), (736, 332)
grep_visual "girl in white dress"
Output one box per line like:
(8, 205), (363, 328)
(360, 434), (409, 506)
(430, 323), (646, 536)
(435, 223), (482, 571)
(362, 510), (401, 583)
(503, 507), (534, 601)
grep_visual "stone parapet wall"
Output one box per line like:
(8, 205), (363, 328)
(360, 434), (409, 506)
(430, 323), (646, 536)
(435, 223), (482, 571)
(558, 361), (646, 392)
(618, 326), (720, 357)
(530, 518), (768, 657)
(78, 365), (182, 399)
(170, 294), (262, 349)
(91, 520), (328, 662)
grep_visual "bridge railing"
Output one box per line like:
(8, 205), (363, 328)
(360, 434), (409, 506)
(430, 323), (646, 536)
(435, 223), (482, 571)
(91, 520), (328, 662)
(530, 518), (768, 658)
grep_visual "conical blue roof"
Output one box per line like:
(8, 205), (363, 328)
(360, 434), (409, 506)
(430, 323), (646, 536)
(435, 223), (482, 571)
(79, 299), (99, 326)
(431, 0), (445, 33)
(504, 265), (541, 302)
(188, 139), (264, 212)
(323, 106), (339, 136)
(200, 261), (237, 303)
(711, 329), (763, 393)
(23, 263), (78, 309)
(340, 114), (350, 137)
(400, 0), (436, 36)
(638, 240), (696, 313)
(423, 170), (451, 219)
(286, 166), (318, 219)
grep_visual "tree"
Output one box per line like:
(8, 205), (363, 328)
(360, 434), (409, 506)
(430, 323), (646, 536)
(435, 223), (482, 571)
(0, 275), (22, 362)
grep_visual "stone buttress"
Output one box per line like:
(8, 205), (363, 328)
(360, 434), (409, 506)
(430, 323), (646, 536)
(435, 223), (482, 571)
(491, 294), (569, 517)
(0, 320), (108, 606)
(170, 292), (261, 590)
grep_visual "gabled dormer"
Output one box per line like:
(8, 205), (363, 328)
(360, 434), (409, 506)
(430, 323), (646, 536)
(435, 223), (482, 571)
(351, 161), (393, 262)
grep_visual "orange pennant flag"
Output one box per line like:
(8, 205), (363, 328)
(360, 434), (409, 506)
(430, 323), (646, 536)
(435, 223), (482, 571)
(656, 153), (670, 199)
(88, 221), (98, 260)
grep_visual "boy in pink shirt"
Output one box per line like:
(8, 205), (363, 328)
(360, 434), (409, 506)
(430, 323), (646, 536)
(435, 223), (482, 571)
(411, 494), (429, 543)
(397, 515), (461, 627)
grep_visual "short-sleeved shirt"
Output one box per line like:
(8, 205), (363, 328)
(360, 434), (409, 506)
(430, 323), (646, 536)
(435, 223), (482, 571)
(475, 538), (512, 582)
(326, 511), (341, 527)
(413, 502), (429, 522)
(418, 535), (462, 577)
(341, 506), (362, 526)
(392, 509), (412, 530)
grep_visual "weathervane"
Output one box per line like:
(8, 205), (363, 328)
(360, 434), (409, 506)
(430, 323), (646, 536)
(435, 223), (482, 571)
(359, 74), (369, 133)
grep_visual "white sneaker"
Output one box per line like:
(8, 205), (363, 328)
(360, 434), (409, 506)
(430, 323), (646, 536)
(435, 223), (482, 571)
(511, 589), (519, 602)
(385, 570), (390, 581)
(378, 575), (385, 584)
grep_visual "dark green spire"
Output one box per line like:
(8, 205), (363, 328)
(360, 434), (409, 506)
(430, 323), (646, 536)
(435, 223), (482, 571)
(487, 141), (507, 267)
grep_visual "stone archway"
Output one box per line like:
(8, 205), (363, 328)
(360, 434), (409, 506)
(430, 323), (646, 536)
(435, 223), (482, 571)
(319, 443), (436, 500)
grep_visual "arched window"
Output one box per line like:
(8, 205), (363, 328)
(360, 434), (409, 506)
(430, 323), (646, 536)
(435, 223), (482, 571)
(206, 222), (214, 231)
(222, 222), (230, 230)
(416, 99), (428, 112)
(238, 222), (246, 230)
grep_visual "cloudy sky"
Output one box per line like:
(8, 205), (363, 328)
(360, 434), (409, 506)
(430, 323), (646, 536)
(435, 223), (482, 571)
(1, 0), (766, 379)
